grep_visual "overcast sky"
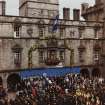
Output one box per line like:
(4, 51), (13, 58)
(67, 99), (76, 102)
(5, 0), (95, 19)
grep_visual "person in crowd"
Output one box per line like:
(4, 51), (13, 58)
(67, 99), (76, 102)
(0, 74), (105, 105)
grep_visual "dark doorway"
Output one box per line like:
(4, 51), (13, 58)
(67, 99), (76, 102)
(80, 69), (89, 78)
(7, 73), (21, 91)
(92, 68), (100, 77)
(0, 77), (2, 87)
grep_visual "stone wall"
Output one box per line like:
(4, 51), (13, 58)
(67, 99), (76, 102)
(0, 16), (103, 72)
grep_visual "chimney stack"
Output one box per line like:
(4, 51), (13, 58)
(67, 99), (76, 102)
(95, 0), (101, 5)
(0, 0), (6, 15)
(63, 8), (70, 20)
(73, 9), (80, 21)
(81, 3), (89, 13)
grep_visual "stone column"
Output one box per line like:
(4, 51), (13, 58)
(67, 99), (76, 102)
(101, 1), (105, 78)
(2, 73), (8, 90)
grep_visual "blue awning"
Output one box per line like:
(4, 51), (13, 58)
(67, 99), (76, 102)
(19, 67), (80, 78)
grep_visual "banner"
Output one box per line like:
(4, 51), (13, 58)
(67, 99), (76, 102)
(19, 67), (80, 78)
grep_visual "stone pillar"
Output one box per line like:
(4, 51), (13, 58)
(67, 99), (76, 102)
(89, 68), (92, 78)
(101, 1), (105, 78)
(2, 73), (8, 89)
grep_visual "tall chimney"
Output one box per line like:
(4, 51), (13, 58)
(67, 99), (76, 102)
(0, 0), (6, 15)
(81, 3), (89, 13)
(73, 9), (80, 21)
(95, 0), (101, 5)
(63, 8), (70, 20)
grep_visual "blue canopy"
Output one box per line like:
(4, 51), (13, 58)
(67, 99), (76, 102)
(19, 67), (80, 78)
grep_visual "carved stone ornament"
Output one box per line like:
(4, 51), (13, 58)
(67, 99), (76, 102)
(27, 28), (33, 36)
(13, 18), (21, 27)
(12, 44), (23, 53)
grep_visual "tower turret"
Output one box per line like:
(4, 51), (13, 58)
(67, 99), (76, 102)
(19, 0), (59, 18)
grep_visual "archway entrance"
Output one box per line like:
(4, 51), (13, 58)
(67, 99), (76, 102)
(7, 73), (21, 91)
(0, 77), (2, 87)
(80, 69), (89, 78)
(92, 68), (100, 77)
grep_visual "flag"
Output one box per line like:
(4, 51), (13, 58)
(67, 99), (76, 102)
(52, 15), (59, 32)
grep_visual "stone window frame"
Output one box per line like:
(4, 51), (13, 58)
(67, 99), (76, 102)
(37, 19), (45, 37)
(48, 19), (53, 33)
(78, 50), (85, 63)
(59, 21), (66, 38)
(93, 41), (101, 64)
(59, 50), (65, 61)
(94, 23), (101, 39)
(78, 44), (85, 63)
(13, 18), (22, 38)
(12, 44), (23, 67)
(39, 49), (45, 63)
(78, 22), (85, 39)
(14, 26), (21, 38)
(60, 27), (65, 38)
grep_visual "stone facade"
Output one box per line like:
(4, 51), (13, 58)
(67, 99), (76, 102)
(19, 0), (59, 18)
(81, 0), (104, 21)
(0, 0), (104, 88)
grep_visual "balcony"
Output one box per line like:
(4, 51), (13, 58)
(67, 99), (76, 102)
(45, 57), (60, 66)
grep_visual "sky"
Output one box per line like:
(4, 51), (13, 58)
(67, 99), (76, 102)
(5, 0), (95, 19)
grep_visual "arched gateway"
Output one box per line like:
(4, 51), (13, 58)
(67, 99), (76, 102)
(0, 77), (2, 87)
(7, 73), (21, 91)
(80, 69), (90, 78)
(92, 68), (101, 77)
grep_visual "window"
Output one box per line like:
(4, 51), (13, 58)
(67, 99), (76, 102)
(12, 44), (22, 67)
(94, 51), (100, 64)
(60, 28), (65, 37)
(94, 24), (100, 39)
(39, 27), (44, 37)
(38, 20), (45, 37)
(39, 50), (44, 63)
(48, 20), (53, 33)
(14, 52), (21, 67)
(78, 25), (85, 39)
(47, 50), (57, 60)
(59, 51), (64, 61)
(79, 29), (82, 38)
(14, 26), (21, 38)
(78, 51), (84, 63)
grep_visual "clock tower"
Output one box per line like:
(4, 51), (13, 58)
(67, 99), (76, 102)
(19, 0), (59, 18)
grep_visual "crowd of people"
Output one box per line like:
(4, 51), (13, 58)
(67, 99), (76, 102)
(0, 74), (105, 105)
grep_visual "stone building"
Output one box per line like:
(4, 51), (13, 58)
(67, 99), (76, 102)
(81, 0), (104, 21)
(0, 0), (104, 89)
